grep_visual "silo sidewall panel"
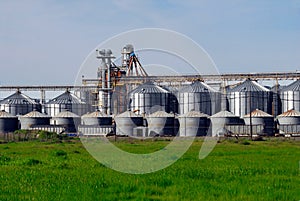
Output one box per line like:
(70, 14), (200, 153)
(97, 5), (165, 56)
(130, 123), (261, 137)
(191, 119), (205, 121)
(0, 118), (18, 133)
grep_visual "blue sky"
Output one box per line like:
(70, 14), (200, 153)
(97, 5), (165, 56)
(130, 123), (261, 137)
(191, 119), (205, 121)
(0, 0), (299, 85)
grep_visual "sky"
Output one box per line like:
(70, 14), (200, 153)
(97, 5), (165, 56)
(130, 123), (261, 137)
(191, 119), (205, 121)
(0, 0), (299, 85)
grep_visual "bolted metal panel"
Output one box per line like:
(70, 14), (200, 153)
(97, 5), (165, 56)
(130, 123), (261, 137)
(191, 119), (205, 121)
(129, 82), (170, 115)
(280, 80), (300, 112)
(228, 79), (272, 117)
(0, 91), (41, 116)
(178, 81), (221, 115)
(45, 91), (90, 117)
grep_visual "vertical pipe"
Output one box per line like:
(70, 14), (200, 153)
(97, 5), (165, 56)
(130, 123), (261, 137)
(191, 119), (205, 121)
(249, 91), (253, 140)
(107, 57), (111, 115)
(41, 89), (45, 113)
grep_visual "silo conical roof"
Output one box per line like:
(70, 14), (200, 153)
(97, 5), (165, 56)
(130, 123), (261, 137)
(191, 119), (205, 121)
(0, 110), (16, 118)
(277, 109), (300, 117)
(229, 79), (270, 92)
(116, 111), (141, 118)
(0, 91), (39, 105)
(148, 111), (174, 117)
(54, 111), (79, 118)
(46, 91), (85, 104)
(82, 110), (109, 117)
(178, 111), (209, 118)
(22, 110), (50, 118)
(179, 81), (217, 93)
(243, 109), (272, 118)
(281, 80), (300, 91)
(210, 110), (238, 118)
(130, 82), (169, 94)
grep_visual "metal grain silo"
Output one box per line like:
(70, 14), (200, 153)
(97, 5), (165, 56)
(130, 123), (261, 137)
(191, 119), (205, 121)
(280, 80), (300, 112)
(81, 110), (112, 126)
(178, 111), (210, 137)
(51, 110), (81, 132)
(114, 111), (143, 136)
(277, 109), (300, 125)
(0, 110), (18, 133)
(20, 110), (51, 129)
(209, 110), (243, 136)
(129, 82), (170, 115)
(178, 81), (221, 115)
(228, 79), (272, 117)
(45, 90), (89, 117)
(0, 90), (41, 116)
(243, 109), (274, 136)
(146, 111), (176, 136)
(276, 109), (300, 134)
(271, 84), (282, 117)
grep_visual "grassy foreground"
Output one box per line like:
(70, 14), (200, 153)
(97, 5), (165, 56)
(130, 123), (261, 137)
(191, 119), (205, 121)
(0, 138), (299, 201)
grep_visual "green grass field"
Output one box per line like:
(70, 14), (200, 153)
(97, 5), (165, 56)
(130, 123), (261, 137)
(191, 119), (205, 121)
(0, 138), (299, 201)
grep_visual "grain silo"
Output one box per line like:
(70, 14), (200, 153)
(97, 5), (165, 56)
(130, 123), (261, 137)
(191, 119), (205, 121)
(51, 110), (81, 132)
(280, 79), (300, 112)
(228, 79), (272, 117)
(20, 110), (51, 129)
(271, 84), (282, 117)
(45, 90), (90, 116)
(178, 111), (210, 137)
(79, 110), (114, 135)
(129, 82), (170, 115)
(277, 109), (300, 125)
(0, 90), (41, 116)
(0, 110), (18, 133)
(276, 109), (300, 134)
(243, 109), (274, 136)
(114, 110), (143, 136)
(209, 110), (243, 136)
(81, 110), (112, 126)
(146, 111), (176, 136)
(178, 80), (221, 115)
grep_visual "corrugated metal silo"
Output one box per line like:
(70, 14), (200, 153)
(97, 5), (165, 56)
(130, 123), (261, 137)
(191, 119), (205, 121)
(277, 109), (300, 134)
(51, 110), (81, 132)
(178, 111), (209, 137)
(20, 110), (51, 129)
(209, 110), (243, 136)
(178, 81), (221, 115)
(114, 111), (143, 136)
(271, 84), (282, 117)
(280, 80), (300, 112)
(146, 111), (176, 136)
(243, 109), (274, 136)
(81, 110), (112, 126)
(163, 86), (179, 114)
(0, 90), (41, 116)
(0, 110), (18, 133)
(129, 82), (170, 115)
(277, 109), (300, 125)
(45, 90), (89, 117)
(228, 79), (272, 117)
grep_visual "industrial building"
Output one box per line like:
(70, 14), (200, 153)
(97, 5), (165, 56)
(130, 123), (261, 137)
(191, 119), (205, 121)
(1, 44), (300, 137)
